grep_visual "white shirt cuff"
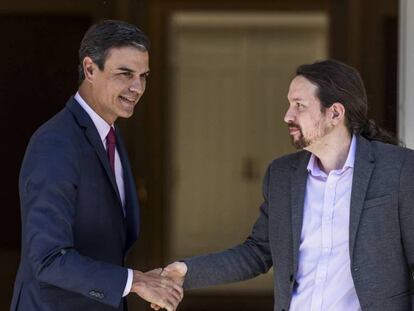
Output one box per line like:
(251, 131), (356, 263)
(123, 268), (133, 297)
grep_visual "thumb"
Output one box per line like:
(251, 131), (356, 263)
(165, 262), (188, 275)
(148, 268), (163, 275)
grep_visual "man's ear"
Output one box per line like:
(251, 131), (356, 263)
(330, 102), (345, 123)
(83, 57), (96, 82)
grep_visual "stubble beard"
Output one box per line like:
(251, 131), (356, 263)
(291, 128), (310, 149)
(288, 119), (333, 150)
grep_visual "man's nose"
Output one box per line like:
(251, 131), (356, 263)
(129, 78), (145, 94)
(284, 107), (295, 124)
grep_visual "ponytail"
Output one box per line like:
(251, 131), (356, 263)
(359, 119), (399, 145)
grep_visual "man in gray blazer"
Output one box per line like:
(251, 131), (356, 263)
(158, 60), (414, 311)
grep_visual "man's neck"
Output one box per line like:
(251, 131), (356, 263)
(306, 128), (352, 174)
(78, 84), (114, 125)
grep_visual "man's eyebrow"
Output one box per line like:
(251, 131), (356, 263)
(287, 96), (303, 102)
(115, 67), (150, 75)
(116, 66), (134, 72)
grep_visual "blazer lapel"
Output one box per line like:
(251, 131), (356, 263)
(291, 151), (311, 274)
(66, 97), (122, 205)
(349, 135), (375, 260)
(115, 126), (140, 252)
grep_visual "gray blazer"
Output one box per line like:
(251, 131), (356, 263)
(183, 135), (414, 311)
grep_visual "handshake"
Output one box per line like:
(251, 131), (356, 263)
(131, 262), (188, 311)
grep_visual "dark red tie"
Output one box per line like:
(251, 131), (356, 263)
(106, 127), (116, 174)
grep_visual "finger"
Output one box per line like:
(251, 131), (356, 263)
(159, 279), (183, 301)
(150, 303), (161, 310)
(159, 289), (181, 309)
(162, 277), (182, 290)
(153, 290), (179, 311)
(165, 286), (182, 303)
(161, 300), (174, 311)
(170, 286), (183, 302)
(166, 297), (180, 311)
(169, 281), (184, 300)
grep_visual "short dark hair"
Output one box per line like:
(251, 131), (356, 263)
(78, 19), (150, 83)
(296, 59), (398, 145)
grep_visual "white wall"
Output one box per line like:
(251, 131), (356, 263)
(399, 0), (414, 147)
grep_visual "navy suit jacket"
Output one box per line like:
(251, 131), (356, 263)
(10, 97), (140, 310)
(184, 136), (414, 311)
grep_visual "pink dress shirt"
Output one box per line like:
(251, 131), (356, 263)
(290, 135), (362, 311)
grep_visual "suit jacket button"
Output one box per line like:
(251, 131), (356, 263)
(89, 290), (105, 299)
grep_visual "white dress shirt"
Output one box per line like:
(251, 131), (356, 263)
(74, 92), (133, 297)
(290, 135), (361, 311)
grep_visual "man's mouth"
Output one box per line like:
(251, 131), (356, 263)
(119, 95), (137, 105)
(288, 126), (301, 134)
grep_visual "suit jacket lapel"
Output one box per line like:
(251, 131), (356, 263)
(291, 151), (311, 274)
(66, 97), (122, 205)
(349, 135), (375, 260)
(114, 126), (140, 252)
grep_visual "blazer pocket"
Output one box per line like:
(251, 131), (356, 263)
(363, 194), (392, 210)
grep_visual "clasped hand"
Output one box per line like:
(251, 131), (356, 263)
(131, 262), (188, 311)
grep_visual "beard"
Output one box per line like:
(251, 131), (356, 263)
(287, 119), (333, 150)
(288, 123), (310, 149)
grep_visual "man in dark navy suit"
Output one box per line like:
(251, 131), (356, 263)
(10, 20), (183, 311)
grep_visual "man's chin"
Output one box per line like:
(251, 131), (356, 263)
(291, 138), (302, 150)
(291, 137), (309, 150)
(119, 108), (135, 119)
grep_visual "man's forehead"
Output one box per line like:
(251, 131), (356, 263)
(105, 48), (149, 70)
(288, 76), (318, 98)
(105, 46), (148, 61)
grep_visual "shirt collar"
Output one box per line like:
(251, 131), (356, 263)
(74, 92), (114, 143)
(307, 134), (357, 176)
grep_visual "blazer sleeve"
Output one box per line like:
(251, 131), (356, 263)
(183, 165), (273, 289)
(20, 130), (127, 308)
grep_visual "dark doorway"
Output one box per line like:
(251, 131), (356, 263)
(0, 14), (91, 308)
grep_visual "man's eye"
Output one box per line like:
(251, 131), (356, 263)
(121, 72), (133, 78)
